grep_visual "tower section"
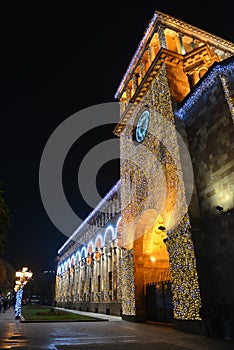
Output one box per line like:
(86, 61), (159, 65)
(114, 10), (234, 330)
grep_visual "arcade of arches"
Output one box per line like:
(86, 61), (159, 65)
(55, 10), (234, 335)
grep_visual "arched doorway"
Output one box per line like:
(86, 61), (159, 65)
(133, 209), (173, 323)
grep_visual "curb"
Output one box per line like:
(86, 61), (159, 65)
(20, 318), (109, 323)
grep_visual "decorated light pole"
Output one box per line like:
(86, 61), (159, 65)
(14, 267), (33, 319)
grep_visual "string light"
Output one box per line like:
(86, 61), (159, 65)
(58, 180), (121, 255)
(166, 214), (201, 320)
(55, 10), (234, 322)
(119, 66), (201, 318)
(14, 267), (33, 319)
(120, 249), (136, 316)
(115, 12), (157, 99)
(177, 60), (234, 120)
(220, 73), (234, 123)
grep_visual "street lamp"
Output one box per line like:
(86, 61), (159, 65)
(14, 267), (33, 319)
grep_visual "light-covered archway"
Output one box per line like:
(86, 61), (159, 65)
(141, 210), (169, 284)
(133, 209), (171, 321)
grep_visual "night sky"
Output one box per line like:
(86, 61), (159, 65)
(1, 2), (234, 274)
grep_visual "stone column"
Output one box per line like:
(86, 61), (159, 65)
(157, 25), (167, 49)
(100, 248), (105, 301)
(178, 33), (186, 55)
(116, 246), (122, 301)
(126, 86), (132, 102)
(121, 249), (136, 320)
(139, 60), (146, 80)
(103, 247), (109, 301)
(147, 45), (154, 64)
(120, 98), (126, 114)
(74, 265), (79, 301)
(132, 74), (138, 94)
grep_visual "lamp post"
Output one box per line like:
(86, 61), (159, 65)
(14, 267), (33, 319)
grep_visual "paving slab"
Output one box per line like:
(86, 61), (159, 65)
(0, 306), (233, 349)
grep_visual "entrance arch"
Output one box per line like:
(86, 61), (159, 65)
(133, 209), (173, 323)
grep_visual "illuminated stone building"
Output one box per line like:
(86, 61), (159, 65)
(55, 181), (122, 316)
(55, 10), (234, 334)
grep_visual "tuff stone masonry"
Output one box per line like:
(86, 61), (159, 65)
(55, 10), (234, 336)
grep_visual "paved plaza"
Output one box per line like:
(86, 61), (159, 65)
(0, 306), (233, 349)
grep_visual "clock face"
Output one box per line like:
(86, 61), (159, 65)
(135, 110), (150, 143)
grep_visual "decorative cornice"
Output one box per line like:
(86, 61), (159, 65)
(114, 10), (234, 100)
(156, 11), (234, 54)
(113, 48), (183, 136)
(114, 12), (157, 100)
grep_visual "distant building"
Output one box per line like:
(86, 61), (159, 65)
(40, 270), (56, 305)
(55, 10), (234, 335)
(26, 269), (56, 305)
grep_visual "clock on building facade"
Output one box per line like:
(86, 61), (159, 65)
(135, 109), (150, 142)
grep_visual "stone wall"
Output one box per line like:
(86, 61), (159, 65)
(184, 74), (234, 323)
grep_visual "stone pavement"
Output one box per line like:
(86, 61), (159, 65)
(0, 306), (233, 349)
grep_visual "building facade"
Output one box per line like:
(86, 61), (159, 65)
(55, 10), (234, 335)
(55, 181), (123, 316)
